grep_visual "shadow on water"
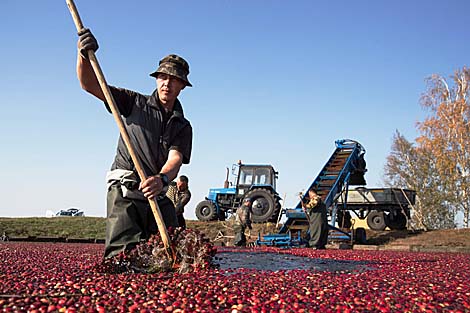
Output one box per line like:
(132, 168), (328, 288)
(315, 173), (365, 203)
(215, 252), (373, 273)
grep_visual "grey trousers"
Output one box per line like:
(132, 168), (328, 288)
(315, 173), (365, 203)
(308, 207), (329, 248)
(104, 185), (178, 258)
(233, 224), (247, 246)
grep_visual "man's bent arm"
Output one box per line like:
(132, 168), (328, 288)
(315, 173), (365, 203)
(140, 150), (184, 199)
(76, 54), (105, 101)
(160, 150), (184, 181)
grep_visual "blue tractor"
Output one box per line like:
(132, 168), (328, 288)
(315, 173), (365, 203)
(195, 161), (282, 223)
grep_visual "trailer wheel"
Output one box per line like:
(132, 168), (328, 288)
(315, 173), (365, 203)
(387, 211), (407, 230)
(366, 211), (387, 231)
(354, 227), (367, 244)
(195, 200), (218, 221)
(244, 189), (281, 223)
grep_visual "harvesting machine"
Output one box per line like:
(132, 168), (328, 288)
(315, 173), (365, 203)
(257, 139), (416, 246)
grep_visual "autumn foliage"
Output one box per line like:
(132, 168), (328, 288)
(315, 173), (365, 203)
(385, 67), (470, 229)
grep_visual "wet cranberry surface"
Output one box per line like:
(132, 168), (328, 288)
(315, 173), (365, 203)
(1, 242), (469, 312)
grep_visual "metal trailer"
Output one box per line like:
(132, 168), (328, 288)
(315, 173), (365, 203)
(335, 187), (416, 231)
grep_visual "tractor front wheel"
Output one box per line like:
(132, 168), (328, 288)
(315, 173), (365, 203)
(195, 200), (218, 222)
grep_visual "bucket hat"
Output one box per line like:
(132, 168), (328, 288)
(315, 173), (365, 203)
(150, 54), (192, 87)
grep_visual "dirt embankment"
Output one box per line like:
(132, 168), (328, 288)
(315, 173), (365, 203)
(188, 220), (470, 253)
(187, 220), (278, 246)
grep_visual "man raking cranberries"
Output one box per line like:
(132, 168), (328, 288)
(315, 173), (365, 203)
(67, 0), (215, 273)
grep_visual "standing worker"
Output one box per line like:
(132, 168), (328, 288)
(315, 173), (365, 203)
(233, 198), (253, 247)
(301, 189), (328, 249)
(166, 175), (191, 229)
(75, 29), (193, 258)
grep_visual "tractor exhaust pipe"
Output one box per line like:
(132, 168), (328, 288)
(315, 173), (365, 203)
(224, 167), (229, 188)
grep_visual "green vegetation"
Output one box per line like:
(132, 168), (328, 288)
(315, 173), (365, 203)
(0, 217), (106, 239)
(0, 217), (278, 242)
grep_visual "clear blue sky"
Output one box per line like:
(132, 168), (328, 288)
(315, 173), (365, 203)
(1, 0), (469, 219)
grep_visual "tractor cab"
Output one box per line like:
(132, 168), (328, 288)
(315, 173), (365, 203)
(234, 162), (278, 197)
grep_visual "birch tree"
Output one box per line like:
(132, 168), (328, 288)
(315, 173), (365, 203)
(418, 68), (470, 227)
(384, 131), (456, 229)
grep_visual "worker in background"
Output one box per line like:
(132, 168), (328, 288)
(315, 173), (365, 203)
(301, 189), (328, 249)
(233, 198), (253, 246)
(166, 175), (191, 229)
(75, 29), (193, 258)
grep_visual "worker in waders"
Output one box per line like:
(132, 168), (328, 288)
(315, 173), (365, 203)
(75, 29), (193, 258)
(301, 189), (328, 249)
(233, 198), (253, 247)
(166, 175), (191, 229)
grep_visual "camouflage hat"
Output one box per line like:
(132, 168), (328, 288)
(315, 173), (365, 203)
(150, 54), (192, 87)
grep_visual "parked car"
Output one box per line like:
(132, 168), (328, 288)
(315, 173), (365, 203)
(55, 208), (84, 217)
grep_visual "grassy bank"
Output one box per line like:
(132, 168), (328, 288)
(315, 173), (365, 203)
(0, 217), (106, 239)
(0, 217), (278, 243)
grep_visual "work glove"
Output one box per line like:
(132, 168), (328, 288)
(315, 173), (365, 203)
(77, 28), (99, 59)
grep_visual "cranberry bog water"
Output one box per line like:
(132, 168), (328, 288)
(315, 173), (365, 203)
(1, 241), (469, 312)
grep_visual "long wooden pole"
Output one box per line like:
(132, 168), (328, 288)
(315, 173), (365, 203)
(66, 0), (172, 252)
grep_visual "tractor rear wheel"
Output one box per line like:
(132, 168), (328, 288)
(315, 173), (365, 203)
(195, 200), (218, 222)
(244, 189), (281, 223)
(366, 210), (387, 231)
